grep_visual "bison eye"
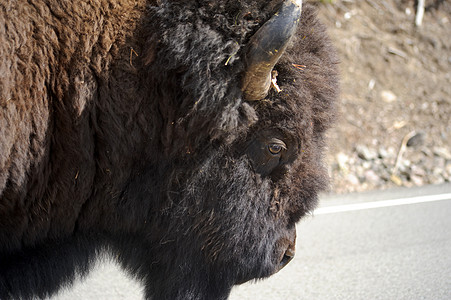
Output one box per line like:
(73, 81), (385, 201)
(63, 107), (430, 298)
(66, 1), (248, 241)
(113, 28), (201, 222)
(268, 144), (282, 155)
(245, 134), (292, 178)
(268, 139), (287, 155)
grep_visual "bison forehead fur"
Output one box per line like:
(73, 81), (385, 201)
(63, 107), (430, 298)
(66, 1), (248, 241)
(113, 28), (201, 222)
(0, 0), (339, 299)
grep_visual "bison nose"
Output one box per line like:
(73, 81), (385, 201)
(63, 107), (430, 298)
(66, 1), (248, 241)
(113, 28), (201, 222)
(276, 227), (296, 272)
(278, 241), (295, 270)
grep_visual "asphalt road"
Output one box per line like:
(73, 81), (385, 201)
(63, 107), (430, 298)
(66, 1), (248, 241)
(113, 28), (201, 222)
(53, 183), (451, 300)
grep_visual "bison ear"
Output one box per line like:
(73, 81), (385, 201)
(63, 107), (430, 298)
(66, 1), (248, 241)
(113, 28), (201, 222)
(241, 0), (302, 101)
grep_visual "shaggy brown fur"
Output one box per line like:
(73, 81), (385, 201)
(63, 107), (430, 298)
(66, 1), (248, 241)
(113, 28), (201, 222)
(0, 0), (339, 299)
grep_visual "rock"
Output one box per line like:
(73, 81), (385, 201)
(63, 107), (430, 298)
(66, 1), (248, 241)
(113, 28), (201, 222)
(398, 159), (411, 174)
(368, 79), (376, 90)
(406, 132), (424, 147)
(381, 90), (397, 103)
(411, 165), (426, 177)
(433, 147), (451, 160)
(446, 164), (451, 180)
(381, 160), (391, 169)
(355, 165), (365, 177)
(356, 145), (378, 161)
(411, 175), (424, 186)
(429, 173), (445, 185)
(364, 170), (380, 184)
(336, 152), (349, 172)
(433, 157), (446, 169)
(433, 167), (444, 176)
(409, 152), (425, 164)
(346, 174), (360, 185)
(421, 148), (433, 157)
(402, 159), (411, 168)
(362, 161), (371, 170)
(379, 168), (391, 181)
(378, 147), (389, 158)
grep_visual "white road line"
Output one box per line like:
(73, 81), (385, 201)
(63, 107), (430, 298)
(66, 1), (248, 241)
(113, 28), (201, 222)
(315, 193), (451, 215)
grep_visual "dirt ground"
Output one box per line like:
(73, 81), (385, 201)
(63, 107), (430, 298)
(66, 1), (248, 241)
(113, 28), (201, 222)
(312, 0), (451, 194)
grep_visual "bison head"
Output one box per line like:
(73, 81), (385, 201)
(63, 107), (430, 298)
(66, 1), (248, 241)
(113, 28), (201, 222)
(115, 0), (338, 298)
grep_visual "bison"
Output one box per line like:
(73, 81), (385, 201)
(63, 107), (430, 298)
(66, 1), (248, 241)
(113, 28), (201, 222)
(0, 0), (339, 299)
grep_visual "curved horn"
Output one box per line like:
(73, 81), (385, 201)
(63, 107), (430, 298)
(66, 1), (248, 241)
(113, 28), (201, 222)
(241, 0), (303, 101)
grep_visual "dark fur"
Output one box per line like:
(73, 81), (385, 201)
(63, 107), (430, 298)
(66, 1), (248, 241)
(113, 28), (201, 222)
(0, 0), (339, 299)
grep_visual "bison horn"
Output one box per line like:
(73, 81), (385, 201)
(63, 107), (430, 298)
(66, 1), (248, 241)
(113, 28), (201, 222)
(241, 0), (303, 101)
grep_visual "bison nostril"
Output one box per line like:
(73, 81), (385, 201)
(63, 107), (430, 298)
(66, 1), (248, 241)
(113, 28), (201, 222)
(275, 228), (296, 272)
(279, 247), (295, 269)
(279, 254), (292, 268)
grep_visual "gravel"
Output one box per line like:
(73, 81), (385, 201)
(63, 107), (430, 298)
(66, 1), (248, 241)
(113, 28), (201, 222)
(327, 142), (450, 194)
(317, 1), (451, 194)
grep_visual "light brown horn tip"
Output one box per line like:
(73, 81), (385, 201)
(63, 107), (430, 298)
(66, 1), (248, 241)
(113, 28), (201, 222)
(242, 0), (303, 101)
